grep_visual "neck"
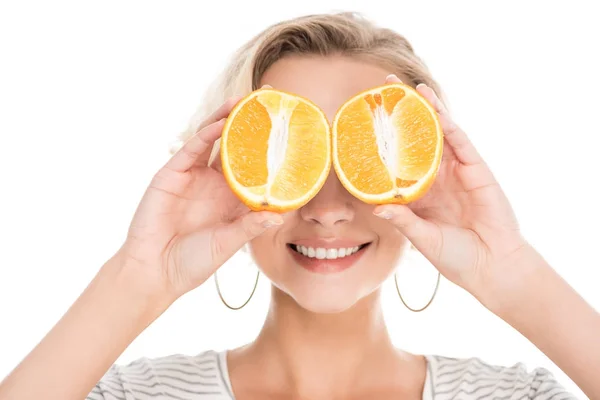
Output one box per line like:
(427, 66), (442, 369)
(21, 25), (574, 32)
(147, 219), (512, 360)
(232, 286), (419, 399)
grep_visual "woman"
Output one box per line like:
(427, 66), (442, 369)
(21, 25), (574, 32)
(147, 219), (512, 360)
(0, 11), (597, 400)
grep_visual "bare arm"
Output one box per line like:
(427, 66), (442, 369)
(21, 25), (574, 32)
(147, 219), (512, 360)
(485, 246), (600, 400)
(0, 253), (171, 400)
(378, 77), (598, 398)
(0, 97), (279, 400)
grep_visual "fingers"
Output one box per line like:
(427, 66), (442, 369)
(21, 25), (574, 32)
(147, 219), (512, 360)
(165, 118), (226, 172)
(415, 84), (483, 166)
(197, 96), (241, 132)
(386, 74), (403, 84)
(373, 204), (442, 258)
(386, 74), (482, 166)
(165, 96), (243, 172)
(211, 211), (283, 266)
(206, 87), (272, 173)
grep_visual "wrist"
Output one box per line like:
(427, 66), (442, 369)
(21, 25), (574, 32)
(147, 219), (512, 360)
(103, 250), (176, 318)
(472, 243), (548, 316)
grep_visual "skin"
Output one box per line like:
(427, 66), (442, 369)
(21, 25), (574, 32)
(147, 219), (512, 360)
(0, 54), (599, 400)
(227, 56), (426, 399)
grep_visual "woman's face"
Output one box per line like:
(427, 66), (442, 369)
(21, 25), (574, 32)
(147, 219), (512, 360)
(249, 55), (410, 313)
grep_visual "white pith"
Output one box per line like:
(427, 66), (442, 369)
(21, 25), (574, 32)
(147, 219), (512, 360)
(263, 96), (295, 199)
(372, 104), (399, 184)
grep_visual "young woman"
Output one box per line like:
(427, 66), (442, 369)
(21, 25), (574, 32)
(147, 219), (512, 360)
(1, 11), (597, 400)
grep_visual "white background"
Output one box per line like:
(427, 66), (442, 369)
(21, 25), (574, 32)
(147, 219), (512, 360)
(1, 1), (599, 398)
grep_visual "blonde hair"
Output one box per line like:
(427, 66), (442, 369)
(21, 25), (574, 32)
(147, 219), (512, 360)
(170, 11), (445, 158)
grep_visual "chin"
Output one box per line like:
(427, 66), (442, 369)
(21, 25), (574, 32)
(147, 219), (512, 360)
(273, 278), (376, 314)
(293, 292), (360, 314)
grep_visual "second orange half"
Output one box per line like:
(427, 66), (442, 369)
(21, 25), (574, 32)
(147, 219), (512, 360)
(332, 82), (444, 205)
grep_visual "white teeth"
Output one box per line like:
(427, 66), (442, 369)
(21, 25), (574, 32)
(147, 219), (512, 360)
(291, 245), (365, 259)
(316, 248), (327, 259)
(326, 249), (337, 259)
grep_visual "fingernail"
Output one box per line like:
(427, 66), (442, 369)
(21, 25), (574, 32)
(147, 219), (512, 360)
(262, 219), (281, 228)
(374, 210), (393, 219)
(416, 83), (427, 90)
(168, 139), (184, 154)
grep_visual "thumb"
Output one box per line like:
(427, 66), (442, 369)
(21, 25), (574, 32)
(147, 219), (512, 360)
(373, 205), (441, 258)
(211, 211), (283, 265)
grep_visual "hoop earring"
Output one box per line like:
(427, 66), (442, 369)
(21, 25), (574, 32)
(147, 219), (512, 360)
(214, 245), (259, 310)
(394, 271), (441, 312)
(214, 269), (259, 310)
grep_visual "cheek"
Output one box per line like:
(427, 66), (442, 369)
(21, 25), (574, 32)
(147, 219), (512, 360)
(247, 208), (300, 269)
(379, 223), (409, 249)
(246, 223), (289, 281)
(372, 223), (410, 273)
(247, 211), (298, 256)
(248, 231), (277, 261)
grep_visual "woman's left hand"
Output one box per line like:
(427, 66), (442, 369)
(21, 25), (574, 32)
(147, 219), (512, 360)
(374, 75), (533, 306)
(375, 77), (600, 400)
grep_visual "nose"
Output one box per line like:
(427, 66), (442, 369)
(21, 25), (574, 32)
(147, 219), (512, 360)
(299, 171), (355, 228)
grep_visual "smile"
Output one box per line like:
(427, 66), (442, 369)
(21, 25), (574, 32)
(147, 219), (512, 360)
(288, 243), (370, 259)
(286, 241), (372, 274)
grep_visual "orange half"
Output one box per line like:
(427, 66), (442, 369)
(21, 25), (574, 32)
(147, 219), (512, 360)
(332, 83), (443, 204)
(221, 88), (331, 212)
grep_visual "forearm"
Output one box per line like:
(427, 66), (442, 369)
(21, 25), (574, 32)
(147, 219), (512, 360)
(0, 253), (171, 400)
(485, 246), (600, 399)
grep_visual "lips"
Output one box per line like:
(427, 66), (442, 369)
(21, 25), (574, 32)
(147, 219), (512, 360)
(286, 239), (372, 274)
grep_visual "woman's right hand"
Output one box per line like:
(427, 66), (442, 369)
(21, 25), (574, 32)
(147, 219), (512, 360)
(0, 98), (283, 400)
(117, 97), (283, 302)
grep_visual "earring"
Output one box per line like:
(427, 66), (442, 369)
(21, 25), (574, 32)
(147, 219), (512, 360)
(214, 245), (260, 310)
(394, 245), (441, 312)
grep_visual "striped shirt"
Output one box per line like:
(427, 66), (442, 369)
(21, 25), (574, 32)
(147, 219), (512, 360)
(87, 350), (577, 399)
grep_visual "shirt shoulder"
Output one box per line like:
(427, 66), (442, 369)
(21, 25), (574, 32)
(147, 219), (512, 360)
(425, 355), (577, 400)
(87, 349), (232, 400)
